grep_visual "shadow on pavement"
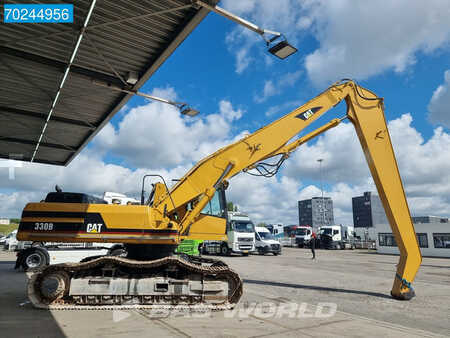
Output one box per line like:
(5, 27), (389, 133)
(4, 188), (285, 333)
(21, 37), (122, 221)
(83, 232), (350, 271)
(243, 279), (392, 300)
(0, 258), (66, 338)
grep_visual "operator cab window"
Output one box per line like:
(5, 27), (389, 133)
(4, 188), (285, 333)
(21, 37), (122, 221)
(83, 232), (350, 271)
(201, 191), (222, 217)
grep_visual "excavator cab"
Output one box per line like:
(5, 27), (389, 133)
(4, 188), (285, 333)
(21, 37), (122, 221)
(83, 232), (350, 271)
(180, 186), (229, 241)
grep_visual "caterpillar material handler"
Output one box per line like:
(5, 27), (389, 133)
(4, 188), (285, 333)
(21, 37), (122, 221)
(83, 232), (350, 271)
(17, 80), (422, 310)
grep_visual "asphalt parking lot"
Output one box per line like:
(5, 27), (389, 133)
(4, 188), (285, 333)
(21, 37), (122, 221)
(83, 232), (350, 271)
(0, 248), (448, 337)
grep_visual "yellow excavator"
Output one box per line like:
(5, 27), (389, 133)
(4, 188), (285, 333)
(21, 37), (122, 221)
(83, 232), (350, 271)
(17, 80), (422, 310)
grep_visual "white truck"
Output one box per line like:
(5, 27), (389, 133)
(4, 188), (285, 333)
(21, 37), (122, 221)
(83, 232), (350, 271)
(103, 192), (139, 205)
(254, 226), (282, 255)
(266, 223), (284, 240)
(294, 226), (313, 248)
(319, 224), (355, 250)
(202, 212), (255, 256)
(15, 242), (125, 271)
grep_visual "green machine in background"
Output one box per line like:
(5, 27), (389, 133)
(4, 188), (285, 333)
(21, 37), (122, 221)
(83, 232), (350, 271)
(175, 239), (204, 256)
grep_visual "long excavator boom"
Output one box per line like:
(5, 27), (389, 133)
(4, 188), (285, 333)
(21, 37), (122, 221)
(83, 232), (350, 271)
(155, 80), (421, 300)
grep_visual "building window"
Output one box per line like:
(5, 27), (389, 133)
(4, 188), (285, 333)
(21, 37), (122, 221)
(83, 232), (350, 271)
(378, 233), (397, 247)
(379, 233), (429, 248)
(433, 233), (450, 249)
(416, 233), (428, 248)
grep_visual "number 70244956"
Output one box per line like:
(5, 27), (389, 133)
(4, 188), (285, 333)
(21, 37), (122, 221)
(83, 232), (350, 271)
(3, 4), (73, 23)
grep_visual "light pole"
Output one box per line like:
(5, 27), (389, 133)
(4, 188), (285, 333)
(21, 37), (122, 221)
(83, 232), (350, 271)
(317, 158), (325, 228)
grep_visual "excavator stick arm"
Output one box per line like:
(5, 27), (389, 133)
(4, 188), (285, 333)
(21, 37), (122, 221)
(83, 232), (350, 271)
(344, 84), (421, 299)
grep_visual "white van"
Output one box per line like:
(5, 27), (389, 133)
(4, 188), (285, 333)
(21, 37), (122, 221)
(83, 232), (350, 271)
(254, 226), (282, 255)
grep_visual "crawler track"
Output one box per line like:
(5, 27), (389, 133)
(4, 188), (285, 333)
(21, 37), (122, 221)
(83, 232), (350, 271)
(27, 255), (242, 310)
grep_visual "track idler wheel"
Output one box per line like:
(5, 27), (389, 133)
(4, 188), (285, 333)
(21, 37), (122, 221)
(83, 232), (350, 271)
(29, 270), (70, 307)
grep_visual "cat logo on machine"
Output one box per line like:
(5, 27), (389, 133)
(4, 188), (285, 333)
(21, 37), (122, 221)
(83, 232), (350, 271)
(295, 106), (322, 120)
(86, 223), (103, 233)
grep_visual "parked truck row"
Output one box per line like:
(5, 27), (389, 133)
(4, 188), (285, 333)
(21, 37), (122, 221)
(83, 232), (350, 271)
(269, 224), (357, 250)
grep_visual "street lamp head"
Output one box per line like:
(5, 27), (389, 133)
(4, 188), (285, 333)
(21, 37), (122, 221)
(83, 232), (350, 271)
(268, 39), (298, 59)
(180, 106), (199, 117)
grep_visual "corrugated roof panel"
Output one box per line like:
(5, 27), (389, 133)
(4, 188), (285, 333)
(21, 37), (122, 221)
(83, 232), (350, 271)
(42, 124), (89, 150)
(33, 146), (75, 164)
(0, 0), (218, 165)
(0, 140), (36, 161)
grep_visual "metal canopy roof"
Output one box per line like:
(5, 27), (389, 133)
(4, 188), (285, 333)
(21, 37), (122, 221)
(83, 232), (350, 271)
(0, 0), (217, 166)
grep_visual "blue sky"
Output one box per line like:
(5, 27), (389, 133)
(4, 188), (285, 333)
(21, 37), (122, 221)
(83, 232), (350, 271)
(105, 2), (449, 142)
(1, 0), (450, 224)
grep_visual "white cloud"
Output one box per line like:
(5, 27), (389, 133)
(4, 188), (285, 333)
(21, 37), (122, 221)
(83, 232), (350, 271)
(0, 191), (43, 219)
(222, 0), (303, 73)
(94, 87), (245, 168)
(254, 80), (276, 103)
(254, 71), (302, 103)
(284, 121), (368, 184)
(227, 173), (375, 225)
(219, 100), (243, 121)
(303, 0), (450, 86)
(428, 69), (450, 128)
(225, 28), (257, 74)
(222, 0), (450, 86)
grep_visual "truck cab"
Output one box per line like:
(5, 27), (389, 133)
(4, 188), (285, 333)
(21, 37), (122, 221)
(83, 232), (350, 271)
(226, 212), (256, 255)
(319, 225), (355, 250)
(255, 226), (281, 255)
(202, 212), (255, 256)
(294, 226), (313, 248)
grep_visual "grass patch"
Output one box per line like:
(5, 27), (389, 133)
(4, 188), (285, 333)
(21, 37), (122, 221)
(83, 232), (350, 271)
(0, 223), (18, 236)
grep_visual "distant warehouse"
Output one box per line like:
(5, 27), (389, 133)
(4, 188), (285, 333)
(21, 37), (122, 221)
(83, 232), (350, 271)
(376, 216), (450, 258)
(0, 218), (10, 225)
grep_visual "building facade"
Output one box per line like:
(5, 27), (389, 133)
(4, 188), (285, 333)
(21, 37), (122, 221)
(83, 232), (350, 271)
(298, 197), (334, 228)
(352, 191), (388, 228)
(375, 216), (450, 258)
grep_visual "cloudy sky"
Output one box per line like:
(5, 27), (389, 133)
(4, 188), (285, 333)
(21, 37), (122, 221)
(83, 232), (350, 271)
(1, 0), (450, 225)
